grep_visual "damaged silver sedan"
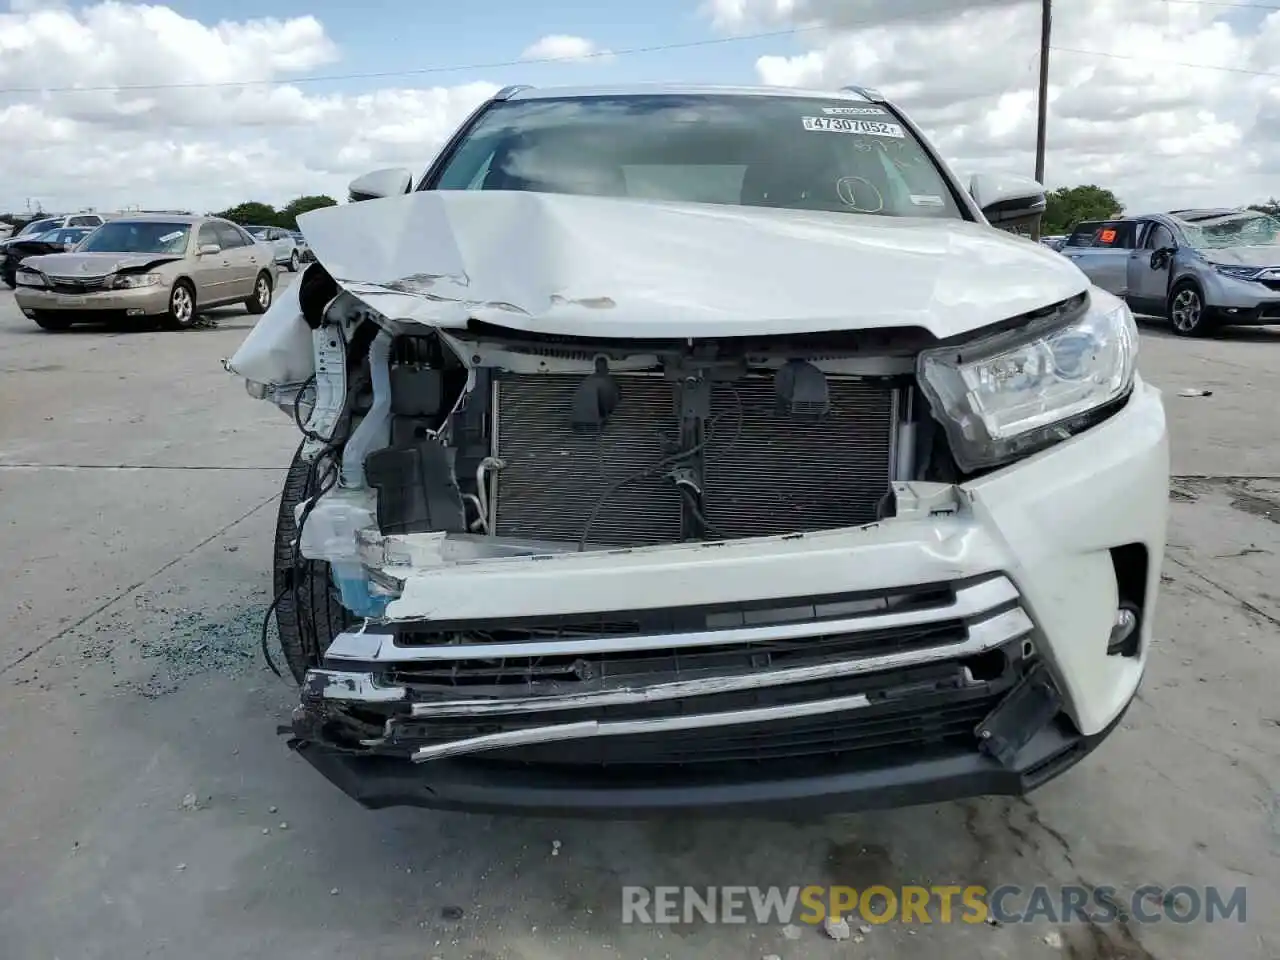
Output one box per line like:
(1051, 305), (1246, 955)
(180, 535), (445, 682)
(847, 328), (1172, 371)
(228, 83), (1167, 816)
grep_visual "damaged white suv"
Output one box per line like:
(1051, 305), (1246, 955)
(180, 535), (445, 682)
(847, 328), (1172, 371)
(229, 83), (1168, 816)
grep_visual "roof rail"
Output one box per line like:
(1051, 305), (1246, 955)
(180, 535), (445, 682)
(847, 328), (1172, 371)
(494, 85), (532, 101)
(840, 84), (886, 103)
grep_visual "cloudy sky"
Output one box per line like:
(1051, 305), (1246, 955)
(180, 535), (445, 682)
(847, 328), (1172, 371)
(0, 0), (1276, 215)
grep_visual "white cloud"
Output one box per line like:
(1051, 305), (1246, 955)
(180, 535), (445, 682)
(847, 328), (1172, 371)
(520, 34), (613, 63)
(2, 0), (1275, 216)
(0, 1), (498, 213)
(717, 0), (1280, 210)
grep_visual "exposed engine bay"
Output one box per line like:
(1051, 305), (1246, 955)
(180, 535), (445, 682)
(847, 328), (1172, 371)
(266, 272), (962, 628)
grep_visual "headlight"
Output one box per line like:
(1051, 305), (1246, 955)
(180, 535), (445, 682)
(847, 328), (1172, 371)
(1211, 264), (1262, 281)
(113, 272), (162, 289)
(14, 268), (45, 288)
(918, 296), (1139, 472)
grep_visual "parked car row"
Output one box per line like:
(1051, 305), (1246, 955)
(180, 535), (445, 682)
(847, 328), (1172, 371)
(0, 227), (97, 287)
(1055, 208), (1280, 336)
(244, 225), (304, 273)
(8, 214), (279, 331)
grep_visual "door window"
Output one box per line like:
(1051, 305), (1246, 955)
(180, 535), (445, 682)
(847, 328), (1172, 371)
(1064, 222), (1101, 248)
(214, 221), (249, 248)
(1144, 223), (1176, 250)
(1090, 220), (1137, 249)
(197, 223), (220, 248)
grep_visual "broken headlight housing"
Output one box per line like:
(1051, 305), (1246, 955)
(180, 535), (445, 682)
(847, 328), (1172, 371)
(14, 268), (45, 288)
(917, 295), (1138, 472)
(113, 272), (162, 289)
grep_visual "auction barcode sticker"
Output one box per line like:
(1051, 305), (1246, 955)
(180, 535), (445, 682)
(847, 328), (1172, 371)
(821, 106), (888, 116)
(802, 116), (904, 137)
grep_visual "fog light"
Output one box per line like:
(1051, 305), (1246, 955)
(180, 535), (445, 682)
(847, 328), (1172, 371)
(126, 308), (145, 316)
(1107, 603), (1140, 656)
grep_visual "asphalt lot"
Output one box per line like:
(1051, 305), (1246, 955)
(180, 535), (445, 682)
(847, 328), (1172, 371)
(0, 280), (1277, 960)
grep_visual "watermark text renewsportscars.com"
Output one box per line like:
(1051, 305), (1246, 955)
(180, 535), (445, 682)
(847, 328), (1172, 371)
(621, 885), (1247, 926)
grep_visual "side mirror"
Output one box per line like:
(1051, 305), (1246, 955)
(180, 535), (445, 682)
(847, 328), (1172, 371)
(969, 173), (1047, 229)
(1150, 247), (1175, 270)
(348, 167), (413, 202)
(198, 243), (221, 256)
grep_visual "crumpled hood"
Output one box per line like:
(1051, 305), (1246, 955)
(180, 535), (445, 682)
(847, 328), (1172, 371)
(20, 251), (181, 276)
(1199, 245), (1280, 268)
(297, 191), (1088, 341)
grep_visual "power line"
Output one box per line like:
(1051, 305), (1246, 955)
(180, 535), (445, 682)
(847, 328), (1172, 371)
(1051, 45), (1280, 77)
(0, 24), (826, 96)
(1157, 0), (1280, 9)
(0, 0), (1272, 98)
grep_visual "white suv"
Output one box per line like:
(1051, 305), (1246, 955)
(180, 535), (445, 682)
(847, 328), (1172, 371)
(231, 83), (1168, 818)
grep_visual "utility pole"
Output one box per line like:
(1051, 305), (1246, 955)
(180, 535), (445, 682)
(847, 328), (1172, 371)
(1032, 0), (1052, 241)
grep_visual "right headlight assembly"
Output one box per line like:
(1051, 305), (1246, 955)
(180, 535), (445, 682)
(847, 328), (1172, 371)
(917, 294), (1139, 472)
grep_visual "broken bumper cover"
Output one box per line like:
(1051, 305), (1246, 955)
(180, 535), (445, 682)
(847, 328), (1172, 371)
(293, 378), (1167, 815)
(291, 703), (1130, 817)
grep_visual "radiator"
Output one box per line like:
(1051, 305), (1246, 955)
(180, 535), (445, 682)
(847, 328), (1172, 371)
(492, 372), (896, 547)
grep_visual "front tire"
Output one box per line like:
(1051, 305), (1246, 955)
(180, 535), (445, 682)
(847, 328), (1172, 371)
(32, 311), (74, 331)
(245, 271), (273, 315)
(161, 280), (197, 330)
(1169, 281), (1213, 337)
(288, 250), (300, 273)
(273, 445), (351, 684)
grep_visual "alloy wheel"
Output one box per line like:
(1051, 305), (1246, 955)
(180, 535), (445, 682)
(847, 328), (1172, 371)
(171, 285), (194, 325)
(1171, 289), (1201, 333)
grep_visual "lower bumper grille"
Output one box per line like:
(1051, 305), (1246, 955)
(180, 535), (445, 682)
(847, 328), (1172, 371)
(492, 372), (896, 547)
(390, 681), (1003, 769)
(306, 576), (1035, 771)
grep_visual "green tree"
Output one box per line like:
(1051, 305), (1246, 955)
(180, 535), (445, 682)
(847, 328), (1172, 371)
(1042, 185), (1124, 235)
(1248, 197), (1280, 216)
(279, 194), (338, 229)
(215, 201), (281, 226)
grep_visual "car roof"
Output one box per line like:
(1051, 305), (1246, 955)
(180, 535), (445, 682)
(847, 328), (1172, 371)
(105, 213), (205, 225)
(1166, 208), (1241, 222)
(504, 82), (880, 103)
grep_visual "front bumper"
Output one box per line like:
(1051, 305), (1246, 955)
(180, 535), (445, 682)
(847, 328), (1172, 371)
(15, 284), (171, 316)
(294, 378), (1168, 815)
(1205, 273), (1280, 322)
(293, 703), (1131, 817)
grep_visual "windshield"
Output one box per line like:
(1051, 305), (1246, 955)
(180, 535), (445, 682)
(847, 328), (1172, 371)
(79, 221), (191, 255)
(1180, 210), (1280, 250)
(49, 228), (91, 245)
(246, 226), (270, 238)
(431, 94), (965, 220)
(20, 218), (59, 236)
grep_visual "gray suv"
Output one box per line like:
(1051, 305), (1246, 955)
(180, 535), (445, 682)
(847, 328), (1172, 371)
(1060, 209), (1280, 336)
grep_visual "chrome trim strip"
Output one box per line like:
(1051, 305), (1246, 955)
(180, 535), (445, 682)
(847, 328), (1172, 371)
(305, 668), (407, 702)
(325, 575), (1019, 663)
(412, 686), (906, 762)
(407, 607), (1031, 717)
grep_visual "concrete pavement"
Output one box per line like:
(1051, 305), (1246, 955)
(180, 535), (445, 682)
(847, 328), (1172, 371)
(0, 287), (1277, 960)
